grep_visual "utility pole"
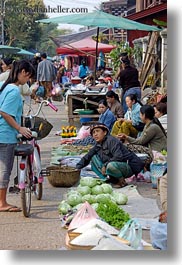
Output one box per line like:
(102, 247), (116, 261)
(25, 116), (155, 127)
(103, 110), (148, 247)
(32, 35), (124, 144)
(1, 0), (8, 45)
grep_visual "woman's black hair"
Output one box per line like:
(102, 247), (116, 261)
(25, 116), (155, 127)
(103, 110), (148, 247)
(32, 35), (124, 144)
(106, 90), (120, 102)
(154, 102), (167, 115)
(125, 93), (143, 106)
(0, 59), (35, 92)
(2, 58), (13, 66)
(98, 99), (108, 107)
(140, 105), (167, 137)
(81, 60), (86, 69)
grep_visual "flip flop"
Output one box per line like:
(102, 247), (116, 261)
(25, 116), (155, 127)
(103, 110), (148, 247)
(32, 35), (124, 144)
(0, 206), (22, 212)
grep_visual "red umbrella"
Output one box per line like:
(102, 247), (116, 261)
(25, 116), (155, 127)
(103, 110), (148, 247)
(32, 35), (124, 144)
(56, 37), (116, 55)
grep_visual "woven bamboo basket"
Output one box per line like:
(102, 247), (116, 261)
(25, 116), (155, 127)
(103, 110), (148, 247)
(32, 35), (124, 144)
(65, 233), (94, 250)
(46, 165), (80, 187)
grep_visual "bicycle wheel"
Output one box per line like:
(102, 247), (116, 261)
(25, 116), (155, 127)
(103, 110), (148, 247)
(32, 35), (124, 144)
(21, 158), (31, 217)
(33, 147), (43, 200)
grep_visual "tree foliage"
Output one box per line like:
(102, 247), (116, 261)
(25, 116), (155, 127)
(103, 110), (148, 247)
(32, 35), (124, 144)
(3, 0), (72, 56)
(109, 41), (143, 73)
(4, 0), (47, 47)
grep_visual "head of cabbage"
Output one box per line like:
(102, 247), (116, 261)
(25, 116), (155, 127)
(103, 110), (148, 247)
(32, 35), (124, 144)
(80, 177), (101, 188)
(91, 185), (104, 195)
(67, 193), (82, 206)
(77, 185), (91, 196)
(58, 201), (72, 215)
(112, 191), (128, 205)
(101, 183), (113, 194)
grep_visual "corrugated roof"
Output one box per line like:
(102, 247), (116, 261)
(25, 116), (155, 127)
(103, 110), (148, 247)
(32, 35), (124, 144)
(50, 27), (108, 47)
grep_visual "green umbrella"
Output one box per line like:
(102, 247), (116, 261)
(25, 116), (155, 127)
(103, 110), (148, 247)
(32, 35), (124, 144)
(36, 10), (160, 82)
(0, 45), (21, 54)
(17, 49), (34, 56)
(36, 10), (159, 31)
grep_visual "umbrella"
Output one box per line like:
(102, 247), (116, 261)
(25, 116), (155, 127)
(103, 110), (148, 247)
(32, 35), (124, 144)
(36, 10), (159, 31)
(0, 45), (21, 54)
(36, 10), (160, 82)
(17, 49), (34, 56)
(56, 37), (116, 55)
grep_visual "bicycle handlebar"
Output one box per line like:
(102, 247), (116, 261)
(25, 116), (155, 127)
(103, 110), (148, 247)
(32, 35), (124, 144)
(47, 101), (58, 112)
(24, 100), (58, 118)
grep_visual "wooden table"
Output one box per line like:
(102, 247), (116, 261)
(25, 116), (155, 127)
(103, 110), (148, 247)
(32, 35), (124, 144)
(67, 93), (106, 125)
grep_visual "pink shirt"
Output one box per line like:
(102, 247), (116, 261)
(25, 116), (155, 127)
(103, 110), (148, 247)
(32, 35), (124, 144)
(72, 65), (79, 77)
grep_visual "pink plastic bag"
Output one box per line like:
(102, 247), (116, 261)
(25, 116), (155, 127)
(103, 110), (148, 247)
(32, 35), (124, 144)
(68, 202), (99, 231)
(77, 125), (90, 139)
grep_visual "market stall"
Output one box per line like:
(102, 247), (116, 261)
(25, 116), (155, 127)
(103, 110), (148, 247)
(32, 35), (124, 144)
(66, 85), (108, 125)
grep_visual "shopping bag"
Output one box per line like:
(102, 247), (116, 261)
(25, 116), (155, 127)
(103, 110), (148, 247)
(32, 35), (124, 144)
(68, 201), (99, 231)
(150, 222), (167, 250)
(77, 125), (90, 139)
(118, 218), (142, 249)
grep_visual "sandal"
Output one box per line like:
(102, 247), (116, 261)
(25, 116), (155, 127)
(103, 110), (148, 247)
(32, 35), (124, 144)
(112, 178), (128, 188)
(0, 206), (22, 212)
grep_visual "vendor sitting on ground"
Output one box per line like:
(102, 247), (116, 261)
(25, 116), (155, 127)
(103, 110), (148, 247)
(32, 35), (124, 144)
(97, 99), (116, 132)
(76, 123), (145, 188)
(106, 90), (124, 118)
(154, 102), (167, 134)
(117, 105), (167, 170)
(111, 94), (144, 138)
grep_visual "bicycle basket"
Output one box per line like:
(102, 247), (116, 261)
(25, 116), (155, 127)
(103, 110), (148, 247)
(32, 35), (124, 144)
(34, 117), (53, 140)
(24, 117), (53, 140)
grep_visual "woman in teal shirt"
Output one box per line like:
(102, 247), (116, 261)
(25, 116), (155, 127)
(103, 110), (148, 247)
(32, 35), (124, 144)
(111, 94), (144, 138)
(0, 60), (34, 212)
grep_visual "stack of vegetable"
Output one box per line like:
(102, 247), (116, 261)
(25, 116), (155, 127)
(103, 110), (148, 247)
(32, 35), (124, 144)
(58, 177), (130, 229)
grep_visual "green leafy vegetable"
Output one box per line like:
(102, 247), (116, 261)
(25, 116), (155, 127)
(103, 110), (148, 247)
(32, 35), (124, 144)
(96, 200), (130, 229)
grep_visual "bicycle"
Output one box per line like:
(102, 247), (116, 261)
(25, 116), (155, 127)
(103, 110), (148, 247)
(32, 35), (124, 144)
(13, 100), (58, 217)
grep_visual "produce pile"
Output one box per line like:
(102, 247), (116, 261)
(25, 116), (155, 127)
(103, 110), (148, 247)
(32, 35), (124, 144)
(50, 145), (92, 165)
(58, 176), (130, 229)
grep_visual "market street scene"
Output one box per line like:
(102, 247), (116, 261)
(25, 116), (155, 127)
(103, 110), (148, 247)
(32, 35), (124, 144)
(0, 0), (167, 251)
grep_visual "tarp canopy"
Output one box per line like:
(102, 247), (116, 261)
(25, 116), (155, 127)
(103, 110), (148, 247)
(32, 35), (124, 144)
(56, 37), (116, 55)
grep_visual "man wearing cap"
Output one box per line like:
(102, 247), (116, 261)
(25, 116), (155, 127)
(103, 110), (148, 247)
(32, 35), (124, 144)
(37, 52), (56, 101)
(119, 56), (141, 113)
(76, 123), (144, 188)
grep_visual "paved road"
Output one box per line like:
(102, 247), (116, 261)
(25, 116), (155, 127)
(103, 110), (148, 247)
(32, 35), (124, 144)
(0, 100), (159, 250)
(0, 100), (69, 250)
